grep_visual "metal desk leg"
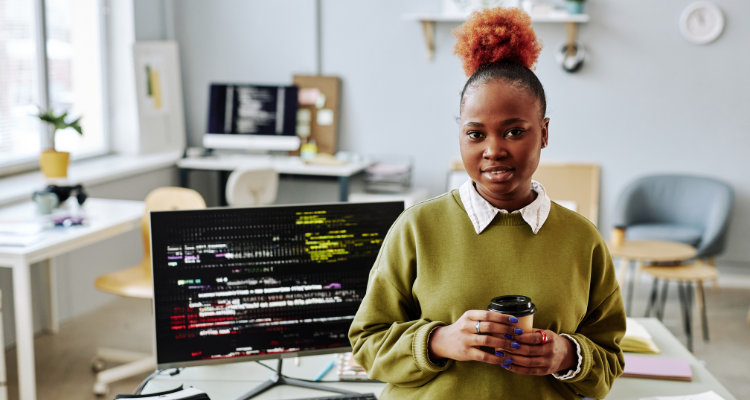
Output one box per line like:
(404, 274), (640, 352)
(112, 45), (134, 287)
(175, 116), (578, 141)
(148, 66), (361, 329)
(338, 176), (350, 202)
(43, 258), (59, 334)
(218, 170), (231, 206)
(179, 168), (189, 188)
(12, 259), (37, 400)
(627, 260), (636, 317)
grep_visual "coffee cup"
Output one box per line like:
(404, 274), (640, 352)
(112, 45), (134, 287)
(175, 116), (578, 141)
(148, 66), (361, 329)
(33, 192), (59, 215)
(488, 295), (536, 351)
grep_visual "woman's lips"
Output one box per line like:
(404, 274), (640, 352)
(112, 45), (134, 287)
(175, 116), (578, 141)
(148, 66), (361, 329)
(482, 168), (514, 183)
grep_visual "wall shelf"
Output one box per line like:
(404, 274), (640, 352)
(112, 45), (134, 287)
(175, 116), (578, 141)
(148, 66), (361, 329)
(402, 12), (590, 61)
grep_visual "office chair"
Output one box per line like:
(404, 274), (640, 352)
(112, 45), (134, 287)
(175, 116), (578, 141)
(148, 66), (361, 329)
(92, 187), (206, 395)
(225, 168), (279, 206)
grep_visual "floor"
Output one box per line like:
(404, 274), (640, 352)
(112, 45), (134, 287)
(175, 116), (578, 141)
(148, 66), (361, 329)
(3, 265), (750, 400)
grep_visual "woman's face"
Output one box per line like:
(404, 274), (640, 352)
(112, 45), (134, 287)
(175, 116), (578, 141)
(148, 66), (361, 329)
(459, 80), (549, 210)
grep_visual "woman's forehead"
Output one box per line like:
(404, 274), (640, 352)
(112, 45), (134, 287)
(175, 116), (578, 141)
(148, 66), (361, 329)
(461, 80), (540, 120)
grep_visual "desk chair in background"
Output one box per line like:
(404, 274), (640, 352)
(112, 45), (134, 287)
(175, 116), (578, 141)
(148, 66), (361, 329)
(92, 187), (206, 395)
(225, 168), (279, 206)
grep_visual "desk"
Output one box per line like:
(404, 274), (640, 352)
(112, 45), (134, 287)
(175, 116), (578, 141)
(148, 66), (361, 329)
(0, 198), (144, 400)
(607, 318), (736, 399)
(177, 155), (373, 202)
(607, 240), (698, 317)
(141, 318), (735, 400)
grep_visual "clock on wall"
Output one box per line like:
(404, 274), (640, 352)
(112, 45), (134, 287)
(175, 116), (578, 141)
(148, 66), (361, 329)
(679, 1), (725, 45)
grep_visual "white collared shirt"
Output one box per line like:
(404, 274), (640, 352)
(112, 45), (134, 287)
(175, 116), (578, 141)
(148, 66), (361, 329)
(459, 178), (551, 234)
(457, 178), (582, 380)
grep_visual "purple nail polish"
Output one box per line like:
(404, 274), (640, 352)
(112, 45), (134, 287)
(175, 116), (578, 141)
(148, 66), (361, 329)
(512, 342), (521, 349)
(515, 328), (523, 335)
(495, 351), (504, 357)
(504, 334), (513, 340)
(509, 316), (519, 323)
(501, 364), (510, 369)
(505, 358), (513, 364)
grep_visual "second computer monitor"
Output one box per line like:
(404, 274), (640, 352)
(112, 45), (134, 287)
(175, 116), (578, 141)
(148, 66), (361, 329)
(150, 201), (404, 369)
(204, 83), (300, 151)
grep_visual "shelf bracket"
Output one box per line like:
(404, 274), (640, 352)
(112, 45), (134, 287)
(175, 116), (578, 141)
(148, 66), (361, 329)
(420, 20), (435, 60)
(565, 22), (578, 57)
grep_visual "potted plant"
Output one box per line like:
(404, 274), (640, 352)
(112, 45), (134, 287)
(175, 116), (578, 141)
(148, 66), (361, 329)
(36, 109), (82, 178)
(565, 0), (585, 14)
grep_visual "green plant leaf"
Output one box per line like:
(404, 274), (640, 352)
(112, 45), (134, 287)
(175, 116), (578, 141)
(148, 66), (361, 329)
(35, 108), (83, 135)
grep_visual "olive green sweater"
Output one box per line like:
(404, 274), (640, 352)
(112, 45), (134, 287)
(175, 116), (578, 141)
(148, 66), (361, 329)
(349, 191), (625, 399)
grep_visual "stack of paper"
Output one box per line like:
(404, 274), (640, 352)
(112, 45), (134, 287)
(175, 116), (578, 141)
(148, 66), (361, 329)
(622, 355), (692, 381)
(622, 318), (661, 354)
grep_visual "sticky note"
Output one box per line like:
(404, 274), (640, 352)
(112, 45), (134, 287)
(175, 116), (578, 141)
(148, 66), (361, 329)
(317, 109), (334, 126)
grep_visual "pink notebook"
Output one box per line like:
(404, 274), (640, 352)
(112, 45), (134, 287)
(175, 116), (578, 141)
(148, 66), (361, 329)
(622, 356), (693, 381)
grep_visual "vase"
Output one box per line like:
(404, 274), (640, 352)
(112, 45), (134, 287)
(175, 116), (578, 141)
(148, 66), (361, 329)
(565, 0), (585, 14)
(40, 150), (70, 178)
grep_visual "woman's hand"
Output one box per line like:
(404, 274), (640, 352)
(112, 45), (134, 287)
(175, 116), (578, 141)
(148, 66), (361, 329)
(428, 310), (522, 365)
(495, 329), (576, 376)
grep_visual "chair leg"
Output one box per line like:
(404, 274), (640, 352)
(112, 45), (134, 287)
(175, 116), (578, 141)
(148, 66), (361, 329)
(645, 278), (659, 317)
(657, 279), (669, 321)
(698, 281), (709, 342)
(94, 355), (156, 396)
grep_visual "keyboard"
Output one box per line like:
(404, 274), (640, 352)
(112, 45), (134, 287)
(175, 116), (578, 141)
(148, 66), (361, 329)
(292, 393), (377, 400)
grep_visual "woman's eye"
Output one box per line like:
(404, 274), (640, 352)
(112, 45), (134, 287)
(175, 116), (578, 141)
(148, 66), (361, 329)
(505, 129), (523, 138)
(467, 131), (484, 139)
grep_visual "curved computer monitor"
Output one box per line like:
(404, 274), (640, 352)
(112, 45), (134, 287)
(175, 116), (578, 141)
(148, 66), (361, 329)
(204, 83), (301, 151)
(149, 201), (404, 370)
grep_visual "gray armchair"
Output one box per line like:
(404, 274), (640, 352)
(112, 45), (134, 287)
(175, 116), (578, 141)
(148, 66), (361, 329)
(614, 174), (734, 260)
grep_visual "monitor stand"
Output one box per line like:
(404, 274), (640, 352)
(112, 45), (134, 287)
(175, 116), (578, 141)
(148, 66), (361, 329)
(236, 358), (359, 400)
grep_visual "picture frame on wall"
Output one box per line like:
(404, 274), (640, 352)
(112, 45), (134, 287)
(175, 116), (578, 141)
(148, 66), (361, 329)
(132, 41), (186, 154)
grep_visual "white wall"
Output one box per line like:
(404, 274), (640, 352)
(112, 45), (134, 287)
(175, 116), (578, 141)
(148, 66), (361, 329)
(159, 0), (750, 263)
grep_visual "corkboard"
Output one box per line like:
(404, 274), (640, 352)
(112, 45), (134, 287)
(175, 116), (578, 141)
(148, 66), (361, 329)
(291, 75), (340, 156)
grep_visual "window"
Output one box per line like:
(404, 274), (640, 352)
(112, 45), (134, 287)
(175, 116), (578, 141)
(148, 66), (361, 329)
(0, 0), (106, 171)
(0, 0), (42, 167)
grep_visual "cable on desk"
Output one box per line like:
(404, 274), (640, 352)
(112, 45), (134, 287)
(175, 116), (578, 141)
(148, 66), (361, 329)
(132, 368), (182, 395)
(254, 361), (373, 384)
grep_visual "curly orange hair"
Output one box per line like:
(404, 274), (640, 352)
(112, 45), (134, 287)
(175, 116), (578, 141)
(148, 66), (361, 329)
(453, 7), (543, 76)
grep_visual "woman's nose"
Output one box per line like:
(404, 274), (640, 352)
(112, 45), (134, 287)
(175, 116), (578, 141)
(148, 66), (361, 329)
(483, 136), (508, 160)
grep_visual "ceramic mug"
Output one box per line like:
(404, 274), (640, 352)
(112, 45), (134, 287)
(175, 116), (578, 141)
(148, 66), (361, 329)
(33, 192), (59, 215)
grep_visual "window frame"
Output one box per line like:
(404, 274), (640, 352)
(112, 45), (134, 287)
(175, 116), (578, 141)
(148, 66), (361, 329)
(0, 0), (110, 176)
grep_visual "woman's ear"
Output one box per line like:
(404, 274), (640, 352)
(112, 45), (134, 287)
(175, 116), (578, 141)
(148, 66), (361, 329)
(541, 118), (550, 148)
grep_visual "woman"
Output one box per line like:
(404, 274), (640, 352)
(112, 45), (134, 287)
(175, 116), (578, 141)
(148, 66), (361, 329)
(348, 7), (625, 399)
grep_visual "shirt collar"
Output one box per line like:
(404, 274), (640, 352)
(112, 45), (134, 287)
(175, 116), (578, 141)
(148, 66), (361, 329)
(459, 178), (551, 235)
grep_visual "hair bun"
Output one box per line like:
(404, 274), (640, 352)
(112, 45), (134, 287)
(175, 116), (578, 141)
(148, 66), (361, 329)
(453, 7), (543, 76)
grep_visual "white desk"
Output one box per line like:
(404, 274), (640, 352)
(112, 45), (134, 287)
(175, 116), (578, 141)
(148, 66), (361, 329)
(141, 318), (736, 400)
(608, 318), (736, 400)
(177, 155), (373, 202)
(0, 198), (144, 400)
